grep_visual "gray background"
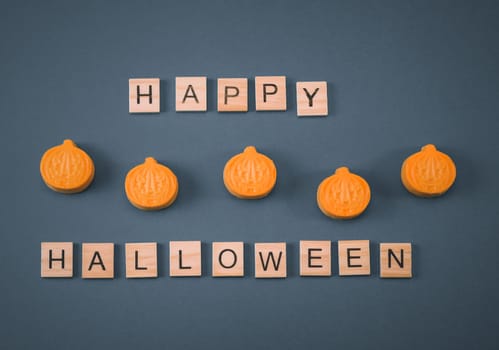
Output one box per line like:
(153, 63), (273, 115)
(1, 0), (498, 349)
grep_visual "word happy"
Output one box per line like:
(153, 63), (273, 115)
(41, 240), (412, 279)
(129, 77), (328, 116)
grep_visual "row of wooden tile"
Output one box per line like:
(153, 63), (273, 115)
(41, 241), (412, 279)
(129, 77), (328, 116)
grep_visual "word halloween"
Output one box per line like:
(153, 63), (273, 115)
(129, 77), (328, 116)
(41, 240), (412, 279)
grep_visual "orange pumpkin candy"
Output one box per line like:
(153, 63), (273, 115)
(125, 157), (178, 210)
(317, 167), (371, 219)
(401, 144), (456, 197)
(40, 139), (95, 193)
(223, 146), (277, 199)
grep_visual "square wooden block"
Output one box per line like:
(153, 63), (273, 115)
(212, 242), (244, 277)
(176, 77), (207, 111)
(41, 242), (73, 278)
(380, 243), (412, 278)
(217, 78), (248, 112)
(300, 240), (331, 276)
(338, 240), (371, 276)
(255, 76), (287, 111)
(125, 243), (157, 278)
(255, 243), (287, 278)
(82, 243), (114, 279)
(129, 78), (160, 113)
(170, 241), (202, 277)
(296, 81), (328, 116)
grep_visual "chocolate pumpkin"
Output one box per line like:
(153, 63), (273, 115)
(401, 144), (456, 197)
(317, 167), (371, 219)
(125, 157), (178, 210)
(40, 139), (95, 193)
(223, 146), (277, 199)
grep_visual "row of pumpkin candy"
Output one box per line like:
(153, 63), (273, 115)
(39, 140), (456, 219)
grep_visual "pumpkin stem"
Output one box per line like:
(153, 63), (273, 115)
(335, 167), (350, 175)
(145, 157), (157, 165)
(244, 146), (257, 153)
(62, 139), (75, 147)
(422, 144), (437, 152)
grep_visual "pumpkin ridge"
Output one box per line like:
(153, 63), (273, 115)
(401, 144), (456, 197)
(125, 157), (178, 210)
(317, 167), (370, 219)
(223, 146), (277, 199)
(40, 139), (94, 193)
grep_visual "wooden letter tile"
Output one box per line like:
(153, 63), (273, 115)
(217, 78), (248, 112)
(41, 242), (73, 278)
(296, 81), (328, 116)
(170, 241), (201, 277)
(129, 78), (160, 113)
(125, 243), (157, 278)
(176, 77), (207, 111)
(380, 243), (412, 278)
(300, 240), (331, 276)
(255, 76), (287, 111)
(212, 242), (244, 277)
(82, 243), (114, 279)
(338, 240), (370, 276)
(255, 243), (287, 278)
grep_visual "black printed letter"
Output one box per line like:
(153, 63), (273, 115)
(263, 83), (278, 102)
(259, 251), (283, 271)
(224, 86), (240, 104)
(136, 85), (153, 104)
(307, 248), (323, 268)
(182, 85), (199, 103)
(179, 250), (192, 270)
(88, 251), (106, 271)
(219, 249), (237, 269)
(49, 249), (65, 269)
(347, 248), (362, 268)
(388, 249), (404, 268)
(135, 250), (147, 270)
(303, 87), (319, 107)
